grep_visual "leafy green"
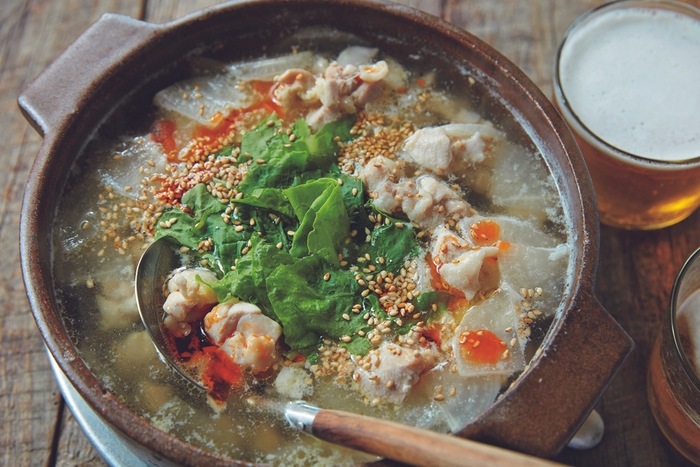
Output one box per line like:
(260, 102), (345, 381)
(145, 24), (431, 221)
(292, 167), (367, 229)
(213, 145), (234, 158)
(238, 115), (356, 192)
(240, 114), (281, 160)
(292, 116), (355, 160)
(415, 291), (450, 322)
(266, 255), (368, 355)
(335, 171), (366, 227)
(283, 179), (350, 266)
(359, 214), (421, 274)
(155, 185), (238, 273)
(204, 238), (295, 317)
(231, 187), (295, 219)
(155, 184), (297, 275)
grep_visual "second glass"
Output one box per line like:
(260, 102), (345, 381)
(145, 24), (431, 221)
(648, 247), (700, 465)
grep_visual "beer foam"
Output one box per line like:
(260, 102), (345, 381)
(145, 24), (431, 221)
(559, 7), (700, 162)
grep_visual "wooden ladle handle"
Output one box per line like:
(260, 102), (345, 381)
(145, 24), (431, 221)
(312, 409), (569, 467)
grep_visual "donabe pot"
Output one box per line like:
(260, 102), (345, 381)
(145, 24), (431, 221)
(19, 0), (633, 465)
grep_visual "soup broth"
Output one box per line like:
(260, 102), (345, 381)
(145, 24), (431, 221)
(53, 38), (571, 466)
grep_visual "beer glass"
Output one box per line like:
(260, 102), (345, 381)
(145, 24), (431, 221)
(648, 247), (700, 465)
(553, 1), (700, 230)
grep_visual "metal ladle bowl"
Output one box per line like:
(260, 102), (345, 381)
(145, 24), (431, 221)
(134, 237), (202, 387)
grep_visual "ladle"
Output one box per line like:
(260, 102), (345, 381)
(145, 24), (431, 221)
(135, 237), (568, 467)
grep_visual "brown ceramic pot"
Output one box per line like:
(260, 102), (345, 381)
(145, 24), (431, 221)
(18, 0), (634, 465)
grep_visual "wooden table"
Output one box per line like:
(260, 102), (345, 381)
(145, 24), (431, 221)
(2, 0), (700, 465)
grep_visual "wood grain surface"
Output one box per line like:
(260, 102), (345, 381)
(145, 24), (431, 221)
(2, 1), (699, 466)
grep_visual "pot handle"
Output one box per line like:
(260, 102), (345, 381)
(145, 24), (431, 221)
(18, 13), (157, 138)
(459, 289), (634, 458)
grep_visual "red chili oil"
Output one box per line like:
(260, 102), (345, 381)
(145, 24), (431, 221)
(470, 220), (500, 244)
(163, 322), (243, 402)
(459, 329), (505, 365)
(150, 119), (177, 154)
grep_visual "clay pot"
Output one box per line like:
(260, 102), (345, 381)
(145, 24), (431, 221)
(19, 0), (633, 465)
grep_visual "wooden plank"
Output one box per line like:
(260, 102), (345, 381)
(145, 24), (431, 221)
(144, 0), (442, 25)
(55, 406), (108, 467)
(0, 0), (143, 465)
(144, 0), (227, 24)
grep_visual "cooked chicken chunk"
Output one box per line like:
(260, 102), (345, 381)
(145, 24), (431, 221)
(431, 226), (498, 300)
(204, 300), (261, 345)
(402, 176), (470, 229)
(360, 156), (406, 213)
(354, 342), (439, 404)
(306, 58), (389, 129)
(204, 301), (282, 374)
(162, 268), (218, 336)
(271, 68), (317, 110)
(96, 279), (140, 330)
(402, 123), (503, 175)
(360, 157), (470, 229)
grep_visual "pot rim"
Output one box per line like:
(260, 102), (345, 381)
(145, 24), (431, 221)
(19, 0), (633, 464)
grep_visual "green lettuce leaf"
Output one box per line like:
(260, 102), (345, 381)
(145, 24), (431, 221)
(266, 255), (368, 354)
(204, 238), (296, 317)
(283, 179), (350, 267)
(230, 187), (295, 219)
(240, 114), (281, 161)
(359, 214), (421, 274)
(238, 115), (356, 192)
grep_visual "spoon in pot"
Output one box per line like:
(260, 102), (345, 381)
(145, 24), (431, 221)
(135, 237), (568, 467)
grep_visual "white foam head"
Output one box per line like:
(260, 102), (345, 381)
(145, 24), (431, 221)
(558, 5), (700, 162)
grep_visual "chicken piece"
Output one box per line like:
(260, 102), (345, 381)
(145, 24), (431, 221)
(162, 268), (218, 336)
(402, 124), (503, 175)
(360, 157), (470, 229)
(306, 104), (343, 130)
(204, 300), (262, 345)
(354, 342), (439, 404)
(204, 301), (282, 373)
(306, 59), (389, 129)
(431, 226), (499, 300)
(112, 330), (161, 376)
(402, 127), (452, 173)
(401, 176), (470, 229)
(96, 280), (140, 330)
(271, 68), (317, 110)
(359, 156), (406, 214)
(351, 81), (384, 108)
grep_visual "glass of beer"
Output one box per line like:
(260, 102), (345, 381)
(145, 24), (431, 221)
(553, 1), (700, 230)
(648, 247), (700, 465)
